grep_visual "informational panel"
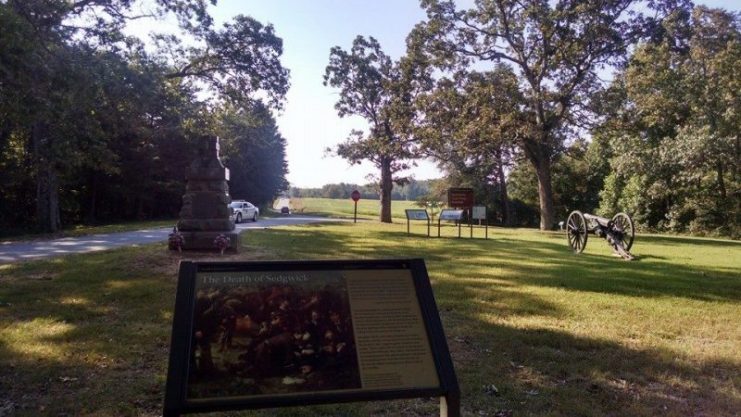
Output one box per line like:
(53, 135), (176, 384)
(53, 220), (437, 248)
(164, 260), (459, 417)
(405, 209), (429, 221)
(447, 188), (474, 208)
(439, 209), (464, 221)
(472, 206), (486, 220)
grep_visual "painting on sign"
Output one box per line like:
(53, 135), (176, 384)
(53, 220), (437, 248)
(187, 271), (361, 399)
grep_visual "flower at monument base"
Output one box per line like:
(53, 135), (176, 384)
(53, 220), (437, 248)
(214, 234), (231, 255)
(168, 227), (185, 252)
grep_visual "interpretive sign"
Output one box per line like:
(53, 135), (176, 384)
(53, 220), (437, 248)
(405, 209), (431, 237)
(439, 209), (464, 221)
(447, 188), (474, 208)
(472, 206), (486, 220)
(164, 259), (459, 417)
(406, 209), (429, 221)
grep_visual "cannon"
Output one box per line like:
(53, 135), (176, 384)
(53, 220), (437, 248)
(566, 211), (636, 260)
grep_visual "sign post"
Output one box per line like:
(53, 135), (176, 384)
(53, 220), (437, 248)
(405, 209), (431, 237)
(351, 190), (361, 223)
(472, 206), (487, 240)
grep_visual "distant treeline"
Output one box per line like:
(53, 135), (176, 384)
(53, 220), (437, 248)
(289, 180), (432, 201)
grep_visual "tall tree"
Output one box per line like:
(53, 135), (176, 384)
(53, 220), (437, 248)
(324, 36), (429, 223)
(218, 102), (289, 206)
(0, 0), (289, 232)
(597, 6), (740, 236)
(411, 0), (655, 229)
(416, 67), (523, 225)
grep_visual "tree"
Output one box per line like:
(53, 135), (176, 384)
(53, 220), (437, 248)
(218, 102), (289, 206)
(411, 0), (654, 230)
(415, 67), (523, 225)
(0, 0), (289, 232)
(324, 36), (429, 223)
(597, 6), (740, 236)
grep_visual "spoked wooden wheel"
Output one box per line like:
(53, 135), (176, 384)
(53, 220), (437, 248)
(567, 211), (588, 253)
(611, 212), (635, 251)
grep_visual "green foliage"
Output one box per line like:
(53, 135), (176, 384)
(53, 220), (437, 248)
(596, 6), (740, 237)
(324, 36), (430, 222)
(412, 0), (659, 229)
(218, 102), (289, 206)
(289, 179), (433, 201)
(0, 0), (290, 233)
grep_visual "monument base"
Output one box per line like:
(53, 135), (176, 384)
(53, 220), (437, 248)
(178, 231), (240, 252)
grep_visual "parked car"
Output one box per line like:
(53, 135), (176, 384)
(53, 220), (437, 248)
(229, 200), (259, 223)
(280, 206), (290, 215)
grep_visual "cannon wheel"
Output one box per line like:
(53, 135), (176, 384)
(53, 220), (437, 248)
(611, 212), (635, 251)
(567, 211), (588, 253)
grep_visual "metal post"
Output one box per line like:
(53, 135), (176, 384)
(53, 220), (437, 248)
(354, 201), (357, 223)
(470, 209), (473, 238)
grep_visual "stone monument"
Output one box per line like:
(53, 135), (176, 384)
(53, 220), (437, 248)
(175, 135), (239, 252)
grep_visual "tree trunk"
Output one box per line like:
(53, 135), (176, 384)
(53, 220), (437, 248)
(36, 165), (61, 233)
(534, 158), (555, 230)
(85, 173), (98, 224)
(32, 122), (61, 233)
(496, 151), (512, 226)
(523, 135), (555, 231)
(379, 157), (393, 223)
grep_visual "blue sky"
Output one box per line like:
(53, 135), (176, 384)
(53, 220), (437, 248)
(204, 1), (737, 188)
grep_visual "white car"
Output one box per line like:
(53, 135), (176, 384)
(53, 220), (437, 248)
(229, 200), (259, 223)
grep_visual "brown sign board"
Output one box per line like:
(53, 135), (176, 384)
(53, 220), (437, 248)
(447, 188), (474, 208)
(164, 259), (459, 416)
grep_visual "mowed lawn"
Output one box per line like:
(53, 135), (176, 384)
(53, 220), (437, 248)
(290, 197), (419, 220)
(0, 218), (739, 416)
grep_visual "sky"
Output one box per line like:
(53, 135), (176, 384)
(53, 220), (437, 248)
(139, 0), (739, 188)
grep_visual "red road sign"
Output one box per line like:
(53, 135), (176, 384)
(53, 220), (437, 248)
(351, 190), (361, 202)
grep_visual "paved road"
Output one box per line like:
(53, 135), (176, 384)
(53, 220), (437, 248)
(0, 215), (336, 264)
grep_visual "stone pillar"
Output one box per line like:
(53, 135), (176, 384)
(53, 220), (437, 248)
(175, 135), (239, 252)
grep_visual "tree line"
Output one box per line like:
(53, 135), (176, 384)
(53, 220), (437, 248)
(324, 0), (739, 237)
(289, 179), (433, 201)
(0, 1), (290, 234)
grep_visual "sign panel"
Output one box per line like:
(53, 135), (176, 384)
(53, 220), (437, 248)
(439, 209), (464, 221)
(351, 190), (361, 202)
(447, 188), (474, 208)
(164, 259), (459, 416)
(472, 206), (486, 220)
(405, 209), (429, 221)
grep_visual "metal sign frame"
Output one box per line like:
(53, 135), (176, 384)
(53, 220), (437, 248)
(164, 259), (460, 417)
(405, 209), (431, 237)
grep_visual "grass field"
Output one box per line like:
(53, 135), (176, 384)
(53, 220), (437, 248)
(289, 197), (419, 220)
(0, 211), (739, 416)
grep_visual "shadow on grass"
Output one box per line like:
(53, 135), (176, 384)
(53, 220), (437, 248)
(444, 316), (740, 417)
(252, 227), (740, 303)
(1, 226), (739, 417)
(0, 247), (178, 416)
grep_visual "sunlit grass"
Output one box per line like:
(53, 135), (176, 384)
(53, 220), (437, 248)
(290, 197), (419, 220)
(0, 220), (739, 416)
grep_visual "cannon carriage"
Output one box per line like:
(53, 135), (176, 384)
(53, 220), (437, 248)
(566, 211), (636, 260)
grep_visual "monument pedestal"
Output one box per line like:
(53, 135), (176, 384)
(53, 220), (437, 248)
(173, 135), (239, 253)
(179, 231), (240, 252)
